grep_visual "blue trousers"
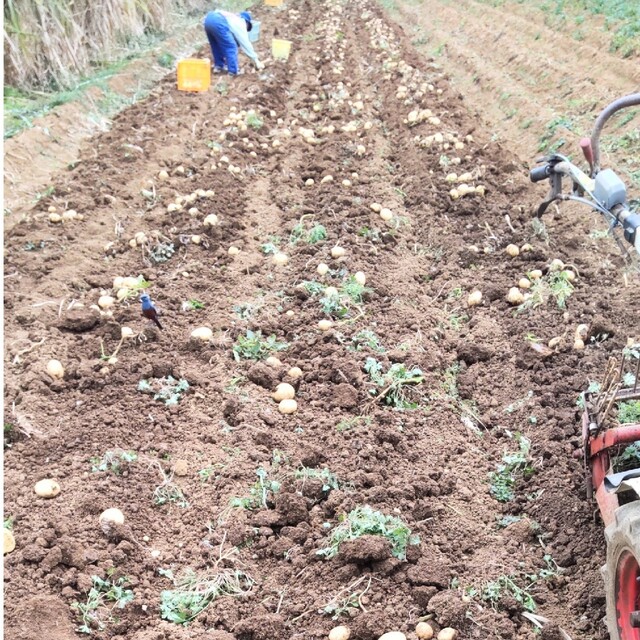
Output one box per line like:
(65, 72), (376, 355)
(203, 12), (239, 74)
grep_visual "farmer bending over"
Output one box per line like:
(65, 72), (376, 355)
(203, 10), (264, 75)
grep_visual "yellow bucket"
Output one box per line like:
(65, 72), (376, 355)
(265, 0), (283, 6)
(177, 59), (210, 92)
(272, 38), (292, 60)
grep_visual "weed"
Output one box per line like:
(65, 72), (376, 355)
(357, 226), (381, 242)
(299, 280), (326, 297)
(547, 270), (574, 308)
(116, 275), (150, 299)
(481, 555), (561, 613)
(495, 515), (524, 528)
(260, 236), (281, 254)
(348, 329), (385, 353)
(138, 376), (189, 405)
(336, 416), (372, 432)
(71, 575), (134, 634)
(317, 505), (419, 560)
(245, 112), (263, 130)
(618, 401), (640, 424)
(23, 240), (46, 251)
(233, 302), (256, 320)
(517, 270), (574, 313)
(232, 330), (288, 361)
(183, 299), (204, 311)
(153, 466), (189, 508)
(341, 276), (371, 305)
(307, 224), (328, 244)
(230, 467), (281, 510)
(224, 376), (246, 393)
(365, 358), (423, 409)
(90, 450), (137, 474)
(157, 52), (175, 68)
(159, 566), (253, 625)
(4, 516), (14, 530)
(295, 467), (341, 492)
(320, 291), (350, 319)
(198, 466), (221, 483)
(613, 441), (640, 472)
(320, 575), (373, 620)
(489, 434), (533, 502)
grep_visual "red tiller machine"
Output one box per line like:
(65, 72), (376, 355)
(531, 93), (640, 640)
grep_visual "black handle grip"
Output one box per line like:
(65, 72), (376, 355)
(530, 164), (551, 183)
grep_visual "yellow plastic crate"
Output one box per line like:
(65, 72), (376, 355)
(265, 0), (283, 6)
(177, 59), (210, 92)
(272, 38), (292, 60)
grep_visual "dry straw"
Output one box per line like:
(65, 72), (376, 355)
(4, 0), (208, 90)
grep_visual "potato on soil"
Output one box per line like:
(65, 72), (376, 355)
(437, 629), (457, 640)
(378, 633), (406, 640)
(278, 399), (298, 414)
(3, 529), (16, 555)
(273, 383), (295, 401)
(288, 367), (303, 379)
(416, 622), (434, 639)
(467, 290), (482, 306)
(100, 508), (125, 526)
(191, 327), (213, 342)
(273, 253), (289, 266)
(329, 626), (350, 640)
(34, 479), (61, 498)
(46, 359), (65, 379)
(506, 288), (524, 305)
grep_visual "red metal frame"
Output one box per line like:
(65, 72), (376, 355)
(615, 551), (640, 639)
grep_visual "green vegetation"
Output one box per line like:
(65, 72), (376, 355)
(159, 567), (253, 625)
(321, 575), (372, 620)
(618, 400), (640, 424)
(289, 216), (328, 245)
(489, 434), (534, 502)
(183, 299), (204, 311)
(517, 270), (575, 313)
(137, 376), (189, 405)
(260, 236), (281, 254)
(90, 450), (137, 474)
(71, 575), (134, 634)
(364, 358), (424, 409)
(348, 329), (386, 352)
(336, 416), (372, 432)
(230, 467), (281, 510)
(317, 505), (419, 560)
(295, 467), (341, 492)
(153, 471), (189, 508)
(478, 555), (561, 613)
(149, 242), (175, 264)
(245, 112), (264, 130)
(232, 330), (288, 361)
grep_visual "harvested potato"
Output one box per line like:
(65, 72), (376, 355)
(278, 399), (298, 414)
(416, 622), (434, 639)
(3, 528), (16, 555)
(273, 383), (296, 401)
(318, 319), (334, 331)
(34, 479), (61, 498)
(191, 327), (213, 342)
(288, 367), (303, 379)
(329, 626), (350, 640)
(273, 253), (289, 266)
(467, 290), (482, 306)
(46, 360), (65, 379)
(437, 629), (457, 640)
(507, 288), (524, 305)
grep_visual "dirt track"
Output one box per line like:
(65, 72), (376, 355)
(3, 1), (639, 639)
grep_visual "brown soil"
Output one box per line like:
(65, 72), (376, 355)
(4, 1), (639, 640)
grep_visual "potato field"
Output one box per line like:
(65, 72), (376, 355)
(3, 1), (640, 640)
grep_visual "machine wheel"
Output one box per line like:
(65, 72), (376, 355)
(604, 500), (640, 640)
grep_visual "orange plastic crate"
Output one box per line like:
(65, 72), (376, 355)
(177, 59), (210, 92)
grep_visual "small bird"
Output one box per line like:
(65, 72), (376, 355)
(140, 293), (163, 330)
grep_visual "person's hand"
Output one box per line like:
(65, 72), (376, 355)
(255, 60), (265, 71)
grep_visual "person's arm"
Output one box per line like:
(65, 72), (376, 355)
(226, 13), (260, 64)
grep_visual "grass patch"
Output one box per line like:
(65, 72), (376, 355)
(317, 505), (419, 560)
